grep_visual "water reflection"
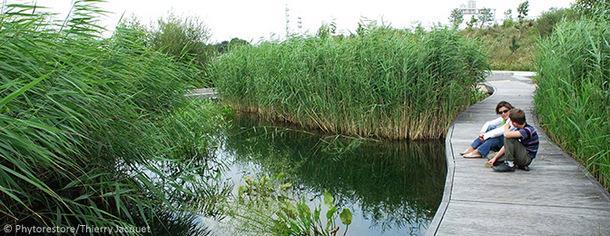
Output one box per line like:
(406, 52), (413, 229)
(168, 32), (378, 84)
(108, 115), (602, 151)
(222, 115), (446, 235)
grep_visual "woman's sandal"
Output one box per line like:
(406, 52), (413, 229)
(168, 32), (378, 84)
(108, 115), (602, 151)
(459, 149), (472, 155)
(462, 152), (482, 158)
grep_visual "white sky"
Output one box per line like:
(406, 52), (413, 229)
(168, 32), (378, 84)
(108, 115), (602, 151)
(29, 0), (574, 43)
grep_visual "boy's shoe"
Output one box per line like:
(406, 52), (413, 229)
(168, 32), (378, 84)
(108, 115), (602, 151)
(517, 165), (530, 171)
(459, 149), (470, 155)
(493, 163), (515, 172)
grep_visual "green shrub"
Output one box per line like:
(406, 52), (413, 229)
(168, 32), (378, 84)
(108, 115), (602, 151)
(534, 19), (610, 190)
(148, 13), (215, 87)
(536, 8), (579, 37)
(209, 26), (489, 140)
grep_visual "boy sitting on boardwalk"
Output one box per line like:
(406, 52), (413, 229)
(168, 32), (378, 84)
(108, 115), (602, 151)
(488, 108), (539, 172)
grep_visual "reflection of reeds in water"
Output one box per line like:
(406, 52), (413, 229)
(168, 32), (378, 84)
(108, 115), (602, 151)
(224, 115), (446, 232)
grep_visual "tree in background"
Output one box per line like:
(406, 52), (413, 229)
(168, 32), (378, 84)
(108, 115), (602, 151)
(214, 38), (250, 54)
(573, 0), (609, 18)
(318, 21), (338, 38)
(517, 1), (530, 25)
(466, 15), (478, 29)
(477, 8), (494, 28)
(516, 0), (531, 38)
(509, 36), (520, 54)
(503, 9), (514, 27)
(449, 8), (464, 29)
(573, 0), (602, 12)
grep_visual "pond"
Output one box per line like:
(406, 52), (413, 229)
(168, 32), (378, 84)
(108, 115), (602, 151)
(211, 115), (446, 235)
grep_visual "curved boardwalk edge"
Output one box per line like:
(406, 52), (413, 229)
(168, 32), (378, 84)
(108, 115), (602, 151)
(426, 71), (610, 236)
(427, 119), (456, 235)
(427, 74), (499, 235)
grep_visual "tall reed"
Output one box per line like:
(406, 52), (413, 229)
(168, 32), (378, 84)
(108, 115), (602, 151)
(209, 26), (489, 140)
(1, 1), (226, 233)
(534, 17), (609, 190)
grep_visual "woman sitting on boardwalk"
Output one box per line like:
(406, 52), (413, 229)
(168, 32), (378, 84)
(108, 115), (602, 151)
(461, 101), (513, 158)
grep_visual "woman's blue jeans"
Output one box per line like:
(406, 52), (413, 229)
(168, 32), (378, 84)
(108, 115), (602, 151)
(470, 127), (504, 157)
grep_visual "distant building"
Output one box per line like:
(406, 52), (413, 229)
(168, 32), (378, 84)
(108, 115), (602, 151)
(459, 0), (497, 26)
(460, 0), (479, 15)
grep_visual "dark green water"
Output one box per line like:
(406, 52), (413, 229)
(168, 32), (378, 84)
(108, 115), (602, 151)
(218, 115), (446, 235)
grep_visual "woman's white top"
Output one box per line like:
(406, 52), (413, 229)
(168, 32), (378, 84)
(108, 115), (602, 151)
(479, 117), (512, 140)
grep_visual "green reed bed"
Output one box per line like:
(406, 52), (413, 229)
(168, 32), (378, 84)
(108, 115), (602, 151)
(534, 18), (609, 190)
(209, 27), (489, 140)
(1, 1), (226, 233)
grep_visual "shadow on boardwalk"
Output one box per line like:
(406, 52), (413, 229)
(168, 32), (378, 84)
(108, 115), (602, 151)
(427, 71), (610, 235)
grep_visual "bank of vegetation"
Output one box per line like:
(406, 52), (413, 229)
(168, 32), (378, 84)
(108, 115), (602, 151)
(1, 1), (229, 234)
(209, 26), (489, 140)
(451, 1), (588, 71)
(533, 1), (609, 190)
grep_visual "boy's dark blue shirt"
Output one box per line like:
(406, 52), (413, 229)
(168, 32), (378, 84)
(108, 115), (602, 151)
(517, 123), (539, 159)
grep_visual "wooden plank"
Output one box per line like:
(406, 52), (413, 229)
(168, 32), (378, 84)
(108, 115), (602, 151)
(438, 201), (610, 236)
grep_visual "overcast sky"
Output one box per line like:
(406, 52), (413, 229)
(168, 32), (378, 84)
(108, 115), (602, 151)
(34, 0), (574, 43)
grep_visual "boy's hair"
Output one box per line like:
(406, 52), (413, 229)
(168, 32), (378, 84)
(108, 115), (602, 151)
(509, 108), (526, 125)
(495, 101), (514, 113)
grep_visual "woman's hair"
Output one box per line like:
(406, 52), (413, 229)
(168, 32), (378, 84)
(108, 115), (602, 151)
(495, 101), (514, 113)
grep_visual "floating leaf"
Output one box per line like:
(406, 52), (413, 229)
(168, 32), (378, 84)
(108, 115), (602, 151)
(323, 190), (333, 207)
(339, 208), (352, 225)
(326, 206), (337, 220)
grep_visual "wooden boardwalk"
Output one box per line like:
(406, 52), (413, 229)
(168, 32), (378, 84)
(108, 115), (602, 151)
(427, 71), (610, 235)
